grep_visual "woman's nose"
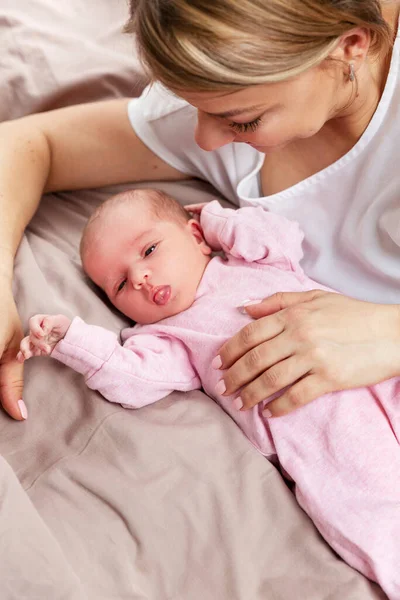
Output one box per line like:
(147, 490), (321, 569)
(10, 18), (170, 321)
(194, 110), (236, 152)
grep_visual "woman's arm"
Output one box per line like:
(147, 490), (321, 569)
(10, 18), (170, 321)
(0, 99), (190, 419)
(0, 98), (189, 257)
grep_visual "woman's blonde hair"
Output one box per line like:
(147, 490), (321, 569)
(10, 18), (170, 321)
(125, 0), (393, 90)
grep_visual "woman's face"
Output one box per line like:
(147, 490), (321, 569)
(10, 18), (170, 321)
(181, 63), (349, 153)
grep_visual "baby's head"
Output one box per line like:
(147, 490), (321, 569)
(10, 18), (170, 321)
(80, 189), (211, 324)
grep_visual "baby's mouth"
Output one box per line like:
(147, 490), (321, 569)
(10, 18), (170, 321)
(152, 285), (171, 306)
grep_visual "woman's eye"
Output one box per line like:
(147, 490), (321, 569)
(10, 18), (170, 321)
(229, 117), (262, 134)
(145, 244), (157, 257)
(117, 279), (127, 293)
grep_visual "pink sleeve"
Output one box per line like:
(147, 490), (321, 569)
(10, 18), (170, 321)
(51, 317), (200, 409)
(200, 200), (304, 271)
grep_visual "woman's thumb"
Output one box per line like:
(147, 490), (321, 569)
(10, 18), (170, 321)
(0, 357), (26, 420)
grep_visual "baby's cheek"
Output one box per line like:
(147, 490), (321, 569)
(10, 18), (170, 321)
(124, 298), (154, 324)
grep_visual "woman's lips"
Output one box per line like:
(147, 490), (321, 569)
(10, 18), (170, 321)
(152, 285), (171, 306)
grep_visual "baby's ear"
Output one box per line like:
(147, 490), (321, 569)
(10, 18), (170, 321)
(188, 219), (212, 255)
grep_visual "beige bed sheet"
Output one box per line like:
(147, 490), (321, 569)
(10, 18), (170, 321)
(0, 1), (387, 598)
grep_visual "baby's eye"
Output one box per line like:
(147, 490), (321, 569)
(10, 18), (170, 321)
(145, 244), (157, 257)
(117, 279), (127, 293)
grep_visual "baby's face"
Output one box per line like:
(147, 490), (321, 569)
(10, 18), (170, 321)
(84, 201), (211, 324)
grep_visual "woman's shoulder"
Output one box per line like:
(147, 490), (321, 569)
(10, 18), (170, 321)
(129, 81), (194, 122)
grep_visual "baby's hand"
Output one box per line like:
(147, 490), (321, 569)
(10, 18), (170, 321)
(17, 314), (71, 362)
(185, 203), (208, 219)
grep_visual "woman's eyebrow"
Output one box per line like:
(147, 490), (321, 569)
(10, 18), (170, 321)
(207, 104), (265, 118)
(207, 104), (281, 119)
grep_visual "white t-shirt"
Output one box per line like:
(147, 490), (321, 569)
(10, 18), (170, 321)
(128, 30), (400, 304)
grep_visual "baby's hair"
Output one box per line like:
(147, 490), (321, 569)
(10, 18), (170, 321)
(80, 188), (190, 266)
(145, 188), (192, 224)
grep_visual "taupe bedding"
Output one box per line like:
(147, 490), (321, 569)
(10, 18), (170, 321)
(0, 1), (387, 598)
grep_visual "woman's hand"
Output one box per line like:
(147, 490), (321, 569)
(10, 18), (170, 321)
(0, 281), (25, 420)
(213, 290), (400, 417)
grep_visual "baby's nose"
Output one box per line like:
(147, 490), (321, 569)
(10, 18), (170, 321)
(132, 271), (150, 290)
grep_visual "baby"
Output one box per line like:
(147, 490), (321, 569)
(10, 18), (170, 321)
(19, 189), (400, 598)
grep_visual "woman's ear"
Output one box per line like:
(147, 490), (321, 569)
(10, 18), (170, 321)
(188, 219), (212, 255)
(329, 27), (371, 67)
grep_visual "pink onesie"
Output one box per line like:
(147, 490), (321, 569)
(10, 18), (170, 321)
(52, 201), (400, 598)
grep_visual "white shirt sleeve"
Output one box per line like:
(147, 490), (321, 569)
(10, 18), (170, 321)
(127, 83), (262, 204)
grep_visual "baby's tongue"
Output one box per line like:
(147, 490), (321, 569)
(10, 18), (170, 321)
(154, 285), (171, 306)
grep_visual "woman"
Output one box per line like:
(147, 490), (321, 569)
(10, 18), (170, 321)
(1, 0), (399, 421)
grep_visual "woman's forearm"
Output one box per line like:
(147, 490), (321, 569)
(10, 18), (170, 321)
(0, 98), (191, 277)
(0, 120), (51, 265)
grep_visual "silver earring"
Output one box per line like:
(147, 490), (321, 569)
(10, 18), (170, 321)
(349, 63), (355, 82)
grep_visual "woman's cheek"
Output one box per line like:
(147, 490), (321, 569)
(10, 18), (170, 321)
(254, 123), (289, 147)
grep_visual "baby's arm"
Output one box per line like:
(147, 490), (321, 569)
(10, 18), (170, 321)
(200, 200), (305, 271)
(19, 315), (200, 409)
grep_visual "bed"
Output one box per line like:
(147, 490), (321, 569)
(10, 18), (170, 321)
(0, 1), (387, 598)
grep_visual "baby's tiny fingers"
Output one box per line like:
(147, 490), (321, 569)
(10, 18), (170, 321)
(34, 339), (50, 353)
(19, 337), (33, 362)
(29, 314), (47, 338)
(16, 350), (26, 363)
(20, 336), (33, 354)
(186, 202), (207, 214)
(41, 316), (53, 335)
(42, 315), (62, 336)
(38, 342), (52, 355)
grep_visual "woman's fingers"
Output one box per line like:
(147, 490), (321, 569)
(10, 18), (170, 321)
(216, 314), (285, 370)
(0, 288), (26, 419)
(264, 374), (327, 417)
(0, 347), (25, 420)
(235, 356), (311, 412)
(243, 290), (326, 319)
(220, 333), (293, 396)
(216, 291), (325, 370)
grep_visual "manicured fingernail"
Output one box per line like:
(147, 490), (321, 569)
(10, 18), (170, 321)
(212, 355), (222, 369)
(233, 397), (243, 410)
(237, 299), (262, 314)
(263, 408), (272, 418)
(18, 399), (28, 420)
(243, 299), (262, 307)
(215, 379), (226, 395)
